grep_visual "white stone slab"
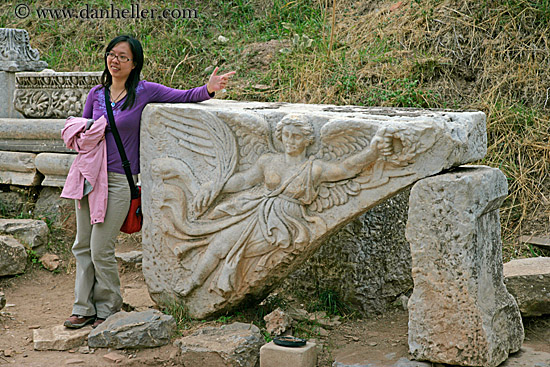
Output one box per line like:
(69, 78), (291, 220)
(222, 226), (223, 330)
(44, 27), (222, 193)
(0, 150), (41, 185)
(140, 101), (487, 318)
(406, 166), (523, 367)
(35, 152), (75, 187)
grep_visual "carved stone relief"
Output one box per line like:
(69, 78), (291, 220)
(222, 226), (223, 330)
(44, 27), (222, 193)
(140, 101), (487, 318)
(14, 71), (101, 118)
(0, 28), (47, 72)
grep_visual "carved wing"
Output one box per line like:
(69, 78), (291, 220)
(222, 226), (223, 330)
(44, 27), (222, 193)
(156, 108), (238, 200)
(316, 119), (377, 161)
(309, 119), (377, 213)
(215, 111), (274, 172)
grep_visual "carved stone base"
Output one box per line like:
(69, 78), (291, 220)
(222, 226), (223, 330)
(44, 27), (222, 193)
(406, 166), (523, 367)
(140, 100), (487, 318)
(35, 153), (75, 187)
(0, 151), (41, 186)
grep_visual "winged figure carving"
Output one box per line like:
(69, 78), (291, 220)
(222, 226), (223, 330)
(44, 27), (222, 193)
(150, 111), (433, 299)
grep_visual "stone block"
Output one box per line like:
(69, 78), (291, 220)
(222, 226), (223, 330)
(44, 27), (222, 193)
(33, 325), (91, 351)
(88, 310), (175, 349)
(504, 257), (550, 317)
(0, 218), (49, 255)
(0, 29), (47, 72)
(122, 285), (155, 312)
(264, 308), (292, 336)
(406, 166), (524, 367)
(175, 322), (264, 367)
(0, 151), (41, 186)
(0, 72), (22, 118)
(0, 118), (69, 153)
(0, 235), (26, 276)
(34, 187), (76, 233)
(260, 341), (317, 367)
(14, 71), (101, 118)
(0, 190), (27, 217)
(141, 100), (487, 318)
(35, 153), (75, 187)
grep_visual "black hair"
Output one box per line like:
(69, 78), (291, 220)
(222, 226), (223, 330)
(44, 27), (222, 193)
(101, 35), (144, 110)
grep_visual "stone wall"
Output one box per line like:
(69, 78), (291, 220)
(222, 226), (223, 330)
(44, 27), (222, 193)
(283, 187), (412, 316)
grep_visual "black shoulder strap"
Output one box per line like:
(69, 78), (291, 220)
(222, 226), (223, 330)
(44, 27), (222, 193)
(104, 87), (139, 199)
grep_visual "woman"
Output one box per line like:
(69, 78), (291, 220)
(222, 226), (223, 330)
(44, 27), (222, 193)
(174, 114), (392, 297)
(63, 35), (234, 329)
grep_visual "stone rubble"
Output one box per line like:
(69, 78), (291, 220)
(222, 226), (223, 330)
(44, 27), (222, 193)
(503, 257), (550, 317)
(0, 218), (49, 255)
(0, 235), (27, 276)
(87, 310), (175, 349)
(33, 325), (91, 351)
(39, 253), (61, 271)
(175, 322), (264, 367)
(264, 308), (292, 336)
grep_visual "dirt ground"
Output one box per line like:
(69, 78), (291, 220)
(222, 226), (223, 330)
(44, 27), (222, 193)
(0, 234), (549, 367)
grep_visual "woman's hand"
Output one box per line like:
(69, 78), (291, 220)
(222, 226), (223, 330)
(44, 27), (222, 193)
(206, 67), (236, 94)
(192, 181), (217, 215)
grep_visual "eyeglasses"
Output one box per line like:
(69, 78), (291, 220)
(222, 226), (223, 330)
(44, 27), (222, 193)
(105, 52), (132, 63)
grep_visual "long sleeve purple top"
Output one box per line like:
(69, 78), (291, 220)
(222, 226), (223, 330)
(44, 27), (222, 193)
(82, 80), (212, 175)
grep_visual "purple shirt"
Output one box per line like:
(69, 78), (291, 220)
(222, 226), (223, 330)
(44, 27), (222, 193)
(82, 80), (212, 174)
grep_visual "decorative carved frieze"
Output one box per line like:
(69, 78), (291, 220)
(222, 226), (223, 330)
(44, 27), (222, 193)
(14, 71), (102, 118)
(0, 28), (47, 72)
(140, 100), (487, 318)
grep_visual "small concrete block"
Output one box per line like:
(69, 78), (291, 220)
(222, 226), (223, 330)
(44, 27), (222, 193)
(260, 341), (317, 367)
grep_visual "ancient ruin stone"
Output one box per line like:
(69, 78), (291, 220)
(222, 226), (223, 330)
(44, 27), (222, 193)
(39, 253), (61, 271)
(284, 188), (411, 317)
(264, 308), (292, 336)
(0, 218), (49, 255)
(0, 119), (69, 153)
(504, 257), (550, 317)
(175, 322), (264, 367)
(14, 71), (101, 118)
(87, 310), (175, 349)
(141, 101), (486, 318)
(0, 29), (47, 72)
(0, 235), (27, 276)
(406, 166), (523, 367)
(33, 325), (91, 351)
(0, 190), (27, 217)
(0, 151), (41, 186)
(0, 292), (5, 310)
(34, 187), (76, 233)
(35, 153), (75, 187)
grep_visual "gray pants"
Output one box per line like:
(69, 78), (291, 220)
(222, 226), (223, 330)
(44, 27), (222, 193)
(71, 172), (131, 319)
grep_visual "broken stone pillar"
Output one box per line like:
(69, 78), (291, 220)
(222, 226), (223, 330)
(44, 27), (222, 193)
(141, 100), (486, 318)
(406, 166), (524, 367)
(35, 153), (75, 187)
(504, 257), (550, 317)
(0, 118), (68, 153)
(0, 28), (47, 118)
(0, 151), (42, 185)
(14, 71), (101, 118)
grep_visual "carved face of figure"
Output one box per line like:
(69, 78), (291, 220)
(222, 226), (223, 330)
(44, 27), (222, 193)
(282, 125), (309, 156)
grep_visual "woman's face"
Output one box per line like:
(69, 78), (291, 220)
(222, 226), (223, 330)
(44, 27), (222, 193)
(106, 41), (135, 82)
(282, 125), (309, 156)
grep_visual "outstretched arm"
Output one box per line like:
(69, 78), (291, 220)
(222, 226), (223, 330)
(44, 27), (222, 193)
(316, 132), (393, 183)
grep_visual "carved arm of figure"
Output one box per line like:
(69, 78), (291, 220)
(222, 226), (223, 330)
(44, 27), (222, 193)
(192, 155), (267, 214)
(315, 128), (394, 184)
